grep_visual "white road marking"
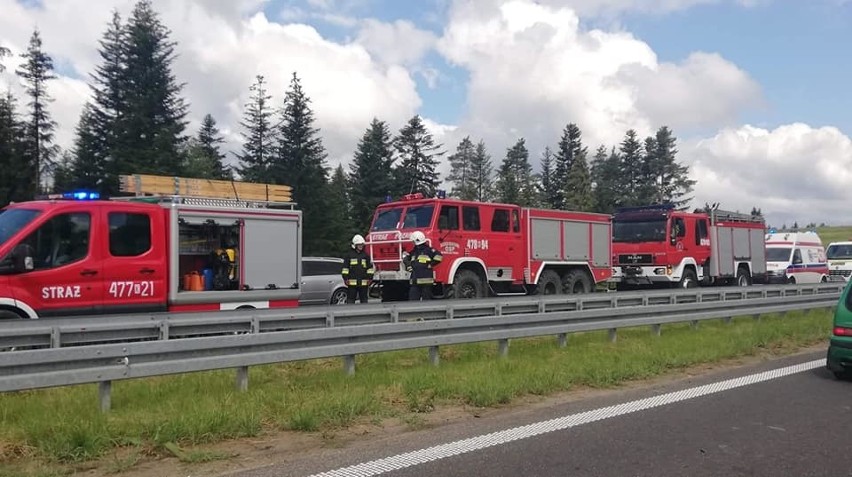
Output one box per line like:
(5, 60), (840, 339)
(305, 359), (824, 477)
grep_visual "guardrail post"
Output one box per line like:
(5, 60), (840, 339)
(326, 311), (335, 328)
(690, 320), (699, 330)
(608, 328), (617, 343)
(343, 355), (356, 375)
(753, 314), (761, 322)
(235, 366), (249, 392)
(557, 333), (568, 348)
(50, 327), (61, 348)
(429, 346), (440, 366)
(497, 339), (509, 358)
(651, 324), (661, 337)
(723, 317), (732, 324)
(159, 321), (169, 340)
(99, 381), (111, 413)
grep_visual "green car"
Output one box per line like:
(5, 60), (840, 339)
(827, 281), (852, 380)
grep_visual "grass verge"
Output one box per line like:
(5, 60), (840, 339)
(0, 309), (833, 475)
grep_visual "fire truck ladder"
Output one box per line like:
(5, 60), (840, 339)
(709, 208), (764, 225)
(118, 174), (296, 209)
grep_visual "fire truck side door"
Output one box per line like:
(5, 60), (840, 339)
(6, 208), (103, 317)
(487, 207), (523, 281)
(100, 209), (167, 313)
(669, 216), (689, 268)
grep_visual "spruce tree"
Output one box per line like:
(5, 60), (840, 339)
(326, 164), (355, 255)
(470, 140), (494, 202)
(349, 118), (395, 232)
(237, 75), (275, 182)
(496, 138), (537, 207)
(619, 130), (643, 207)
(539, 146), (559, 209)
(185, 114), (230, 179)
(0, 92), (29, 204)
(638, 135), (658, 204)
(83, 10), (126, 193)
(563, 148), (594, 212)
(590, 145), (622, 214)
(272, 72), (330, 256)
(652, 127), (694, 209)
(16, 29), (58, 196)
(447, 136), (477, 200)
(117, 0), (188, 181)
(554, 123), (585, 209)
(393, 115), (444, 197)
(68, 104), (106, 190)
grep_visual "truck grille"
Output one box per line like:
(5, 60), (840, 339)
(830, 270), (851, 278)
(618, 253), (653, 265)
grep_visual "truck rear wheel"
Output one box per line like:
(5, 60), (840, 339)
(736, 267), (752, 287)
(562, 270), (592, 294)
(449, 269), (486, 299)
(536, 270), (562, 295)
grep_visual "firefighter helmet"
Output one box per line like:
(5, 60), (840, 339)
(411, 231), (427, 245)
(352, 234), (366, 247)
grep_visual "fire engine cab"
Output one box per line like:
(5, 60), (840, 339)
(610, 204), (766, 288)
(0, 174), (301, 319)
(365, 193), (613, 301)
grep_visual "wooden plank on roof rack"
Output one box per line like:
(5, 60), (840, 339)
(119, 174), (293, 202)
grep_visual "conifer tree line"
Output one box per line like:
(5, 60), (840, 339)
(0, 0), (697, 256)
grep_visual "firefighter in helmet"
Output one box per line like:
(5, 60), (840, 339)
(341, 234), (373, 304)
(403, 231), (443, 301)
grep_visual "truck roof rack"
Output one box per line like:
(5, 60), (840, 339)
(117, 174), (296, 209)
(614, 204), (675, 214)
(709, 208), (764, 224)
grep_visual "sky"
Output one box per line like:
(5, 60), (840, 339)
(1, 0), (851, 228)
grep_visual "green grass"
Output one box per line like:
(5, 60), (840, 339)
(816, 226), (852, 245)
(0, 309), (834, 474)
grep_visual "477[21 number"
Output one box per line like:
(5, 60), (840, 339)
(109, 281), (155, 298)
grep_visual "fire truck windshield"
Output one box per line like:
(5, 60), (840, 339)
(0, 208), (41, 246)
(372, 207), (403, 231)
(613, 219), (666, 243)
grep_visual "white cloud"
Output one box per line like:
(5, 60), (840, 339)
(475, 0), (765, 17)
(437, 0), (762, 165)
(684, 123), (852, 226)
(356, 19), (437, 66)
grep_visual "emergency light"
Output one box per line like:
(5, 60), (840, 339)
(42, 190), (101, 201)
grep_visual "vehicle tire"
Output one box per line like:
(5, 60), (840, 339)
(562, 269), (592, 294)
(788, 276), (796, 285)
(331, 288), (348, 305)
(0, 309), (23, 320)
(678, 269), (698, 288)
(736, 267), (751, 287)
(821, 275), (828, 283)
(448, 269), (486, 299)
(535, 269), (562, 295)
(833, 370), (851, 381)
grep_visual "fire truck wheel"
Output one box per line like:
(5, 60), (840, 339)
(679, 269), (698, 288)
(0, 309), (23, 320)
(536, 270), (563, 295)
(736, 267), (751, 287)
(562, 270), (592, 294)
(450, 269), (486, 299)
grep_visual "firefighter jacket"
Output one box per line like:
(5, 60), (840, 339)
(342, 249), (374, 287)
(403, 243), (443, 285)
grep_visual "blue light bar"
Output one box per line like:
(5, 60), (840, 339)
(63, 191), (100, 200)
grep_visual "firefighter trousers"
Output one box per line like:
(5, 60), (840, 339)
(408, 283), (433, 301)
(347, 286), (369, 304)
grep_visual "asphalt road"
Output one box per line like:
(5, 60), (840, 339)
(228, 351), (852, 477)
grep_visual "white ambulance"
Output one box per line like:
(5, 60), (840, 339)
(826, 241), (852, 282)
(764, 231), (828, 284)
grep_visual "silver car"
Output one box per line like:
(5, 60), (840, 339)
(300, 257), (348, 305)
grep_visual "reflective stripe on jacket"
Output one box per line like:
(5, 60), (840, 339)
(404, 243), (443, 285)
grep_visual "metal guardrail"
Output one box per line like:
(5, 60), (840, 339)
(0, 283), (843, 411)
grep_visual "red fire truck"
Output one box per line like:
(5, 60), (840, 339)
(366, 193), (613, 300)
(0, 174), (302, 319)
(610, 204), (766, 288)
